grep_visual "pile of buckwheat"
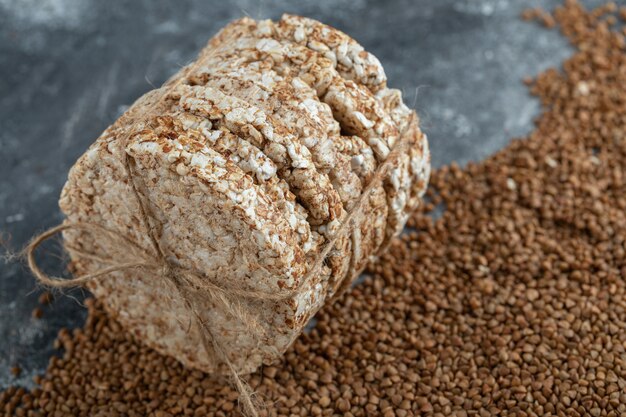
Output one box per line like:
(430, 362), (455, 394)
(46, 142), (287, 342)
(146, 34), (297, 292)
(2, 1), (626, 416)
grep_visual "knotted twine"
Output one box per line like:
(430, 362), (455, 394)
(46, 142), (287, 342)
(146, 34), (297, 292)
(22, 28), (417, 417)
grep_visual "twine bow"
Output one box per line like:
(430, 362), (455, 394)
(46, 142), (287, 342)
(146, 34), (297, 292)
(21, 27), (417, 417)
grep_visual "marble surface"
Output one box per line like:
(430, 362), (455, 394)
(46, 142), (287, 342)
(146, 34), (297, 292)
(0, 0), (595, 388)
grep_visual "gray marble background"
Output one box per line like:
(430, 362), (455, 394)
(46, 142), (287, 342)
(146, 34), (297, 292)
(0, 0), (599, 388)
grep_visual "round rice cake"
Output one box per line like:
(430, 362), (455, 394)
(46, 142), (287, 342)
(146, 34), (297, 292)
(145, 112), (323, 256)
(125, 119), (307, 292)
(171, 84), (344, 227)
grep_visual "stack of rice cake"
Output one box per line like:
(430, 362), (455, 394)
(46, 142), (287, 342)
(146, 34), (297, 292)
(59, 15), (430, 374)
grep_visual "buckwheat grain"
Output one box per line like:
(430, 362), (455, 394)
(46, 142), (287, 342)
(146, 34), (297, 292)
(3, 1), (626, 416)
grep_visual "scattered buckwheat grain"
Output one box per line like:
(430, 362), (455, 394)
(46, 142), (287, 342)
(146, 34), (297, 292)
(2, 1), (626, 416)
(37, 292), (53, 306)
(30, 308), (43, 320)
